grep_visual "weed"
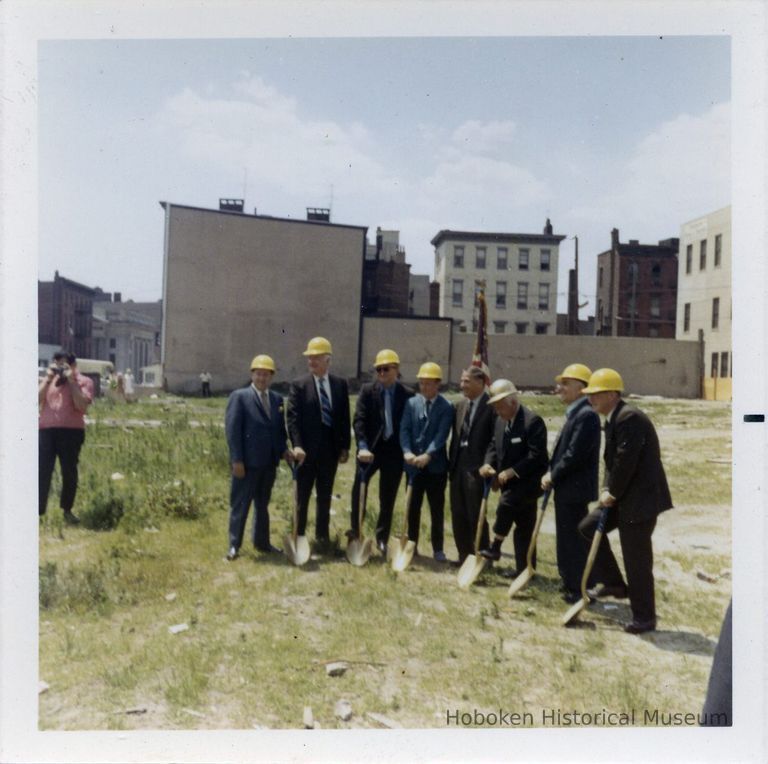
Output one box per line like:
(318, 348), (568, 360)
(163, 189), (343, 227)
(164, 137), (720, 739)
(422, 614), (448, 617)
(148, 480), (205, 520)
(79, 477), (130, 531)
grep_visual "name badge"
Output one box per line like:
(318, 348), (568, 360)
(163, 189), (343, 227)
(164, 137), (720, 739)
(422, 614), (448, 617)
(510, 437), (522, 444)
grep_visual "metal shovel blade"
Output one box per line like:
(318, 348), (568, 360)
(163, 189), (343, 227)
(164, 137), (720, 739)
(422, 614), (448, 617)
(561, 594), (589, 626)
(508, 566), (534, 597)
(457, 554), (487, 590)
(346, 537), (373, 567)
(284, 533), (311, 567)
(391, 538), (416, 572)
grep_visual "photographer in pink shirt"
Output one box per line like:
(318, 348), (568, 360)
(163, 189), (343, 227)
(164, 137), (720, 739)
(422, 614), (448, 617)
(38, 352), (94, 524)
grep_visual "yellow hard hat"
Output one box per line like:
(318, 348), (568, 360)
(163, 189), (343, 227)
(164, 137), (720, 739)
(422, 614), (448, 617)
(417, 361), (442, 380)
(250, 354), (276, 372)
(555, 363), (592, 385)
(487, 378), (518, 404)
(582, 368), (624, 394)
(374, 348), (400, 367)
(302, 337), (333, 356)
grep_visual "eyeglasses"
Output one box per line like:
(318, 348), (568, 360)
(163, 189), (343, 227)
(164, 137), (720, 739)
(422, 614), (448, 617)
(376, 365), (393, 373)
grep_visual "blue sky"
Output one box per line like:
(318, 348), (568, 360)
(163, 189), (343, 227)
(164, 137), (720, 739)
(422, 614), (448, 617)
(39, 35), (730, 312)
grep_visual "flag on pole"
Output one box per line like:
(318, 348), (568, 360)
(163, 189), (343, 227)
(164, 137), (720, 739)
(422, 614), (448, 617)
(472, 288), (491, 385)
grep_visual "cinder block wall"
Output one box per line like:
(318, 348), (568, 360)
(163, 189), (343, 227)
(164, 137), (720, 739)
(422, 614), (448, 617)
(450, 333), (701, 397)
(163, 206), (366, 392)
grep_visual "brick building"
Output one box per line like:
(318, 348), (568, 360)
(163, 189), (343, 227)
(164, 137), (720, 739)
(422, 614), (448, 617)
(38, 271), (96, 358)
(595, 229), (679, 338)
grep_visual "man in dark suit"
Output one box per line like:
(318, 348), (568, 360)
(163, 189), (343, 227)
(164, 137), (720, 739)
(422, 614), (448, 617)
(479, 379), (548, 574)
(541, 363), (601, 603)
(578, 368), (673, 634)
(399, 362), (454, 562)
(448, 366), (495, 565)
(287, 337), (351, 548)
(349, 349), (413, 557)
(224, 354), (292, 560)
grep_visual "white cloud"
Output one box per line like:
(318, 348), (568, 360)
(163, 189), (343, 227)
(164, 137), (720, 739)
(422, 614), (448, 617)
(451, 119), (517, 154)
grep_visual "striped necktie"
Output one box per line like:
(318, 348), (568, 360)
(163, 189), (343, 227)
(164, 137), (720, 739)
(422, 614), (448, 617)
(260, 390), (270, 419)
(318, 378), (333, 427)
(383, 387), (393, 439)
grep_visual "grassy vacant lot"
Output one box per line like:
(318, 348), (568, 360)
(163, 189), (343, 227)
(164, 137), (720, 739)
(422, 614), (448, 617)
(39, 392), (732, 730)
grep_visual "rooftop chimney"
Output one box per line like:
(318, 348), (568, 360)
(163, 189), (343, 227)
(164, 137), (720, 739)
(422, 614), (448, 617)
(307, 207), (331, 222)
(219, 198), (244, 213)
(543, 217), (553, 235)
(114, 292), (122, 303)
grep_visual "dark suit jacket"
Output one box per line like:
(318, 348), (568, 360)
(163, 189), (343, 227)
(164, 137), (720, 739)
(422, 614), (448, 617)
(353, 380), (414, 452)
(484, 403), (548, 502)
(604, 399), (673, 523)
(399, 393), (453, 474)
(549, 396), (600, 504)
(286, 373), (351, 459)
(225, 385), (288, 468)
(448, 392), (496, 475)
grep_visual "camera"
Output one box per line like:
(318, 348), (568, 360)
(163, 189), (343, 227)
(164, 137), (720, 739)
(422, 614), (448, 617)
(54, 364), (67, 386)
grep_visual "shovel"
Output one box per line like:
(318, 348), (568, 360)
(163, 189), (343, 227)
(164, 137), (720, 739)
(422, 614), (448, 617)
(508, 489), (551, 597)
(346, 465), (373, 566)
(390, 475), (416, 572)
(561, 504), (609, 626)
(284, 464), (310, 567)
(457, 478), (493, 590)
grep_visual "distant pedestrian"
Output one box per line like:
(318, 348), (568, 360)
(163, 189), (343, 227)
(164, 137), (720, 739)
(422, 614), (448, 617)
(123, 368), (135, 402)
(38, 352), (94, 524)
(578, 368), (673, 634)
(399, 362), (453, 562)
(200, 371), (212, 398)
(224, 354), (292, 560)
(479, 379), (548, 575)
(540, 363), (601, 603)
(286, 337), (350, 552)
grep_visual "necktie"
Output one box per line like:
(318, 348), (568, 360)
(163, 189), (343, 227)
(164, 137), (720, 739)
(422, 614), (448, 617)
(461, 400), (474, 442)
(425, 399), (432, 418)
(261, 390), (270, 419)
(318, 378), (333, 427)
(384, 387), (393, 439)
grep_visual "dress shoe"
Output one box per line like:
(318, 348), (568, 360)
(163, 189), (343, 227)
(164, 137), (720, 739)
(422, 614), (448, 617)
(226, 546), (239, 561)
(344, 529), (356, 540)
(256, 544), (282, 554)
(498, 567), (519, 579)
(433, 550), (447, 563)
(376, 539), (387, 557)
(586, 584), (628, 599)
(624, 619), (656, 634)
(562, 591), (583, 604)
(479, 547), (501, 561)
(63, 510), (80, 525)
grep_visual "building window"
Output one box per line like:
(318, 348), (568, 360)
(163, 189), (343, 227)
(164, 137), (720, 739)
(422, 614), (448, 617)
(472, 318), (478, 332)
(686, 244), (692, 274)
(651, 263), (661, 286)
(650, 295), (661, 318)
(649, 325), (659, 338)
(712, 296), (720, 329)
(497, 247), (508, 270)
(538, 283), (549, 310)
(457, 321), (467, 333)
(720, 351), (729, 378)
(515, 322), (528, 335)
(699, 239), (707, 270)
(496, 281), (507, 308)
(109, 353), (116, 365)
(109, 338), (116, 349)
(711, 352), (719, 378)
(683, 303), (691, 332)
(598, 266), (603, 288)
(517, 282), (528, 309)
(540, 249), (551, 271)
(476, 247), (486, 269)
(535, 323), (549, 335)
(714, 234), (722, 267)
(452, 279), (463, 307)
(493, 321), (507, 334)
(519, 249), (529, 270)
(453, 246), (465, 268)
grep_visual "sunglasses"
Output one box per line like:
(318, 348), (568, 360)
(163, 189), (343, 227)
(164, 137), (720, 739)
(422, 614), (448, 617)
(375, 365), (393, 373)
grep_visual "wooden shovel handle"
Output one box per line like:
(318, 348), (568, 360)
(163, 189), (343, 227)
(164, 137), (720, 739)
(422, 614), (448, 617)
(524, 489), (551, 569)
